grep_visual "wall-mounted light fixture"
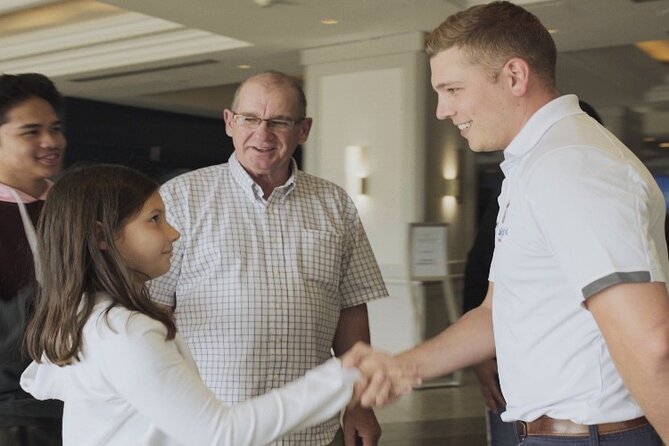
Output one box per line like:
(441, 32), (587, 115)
(345, 145), (369, 197)
(443, 177), (460, 199)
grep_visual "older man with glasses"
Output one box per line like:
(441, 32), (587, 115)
(149, 71), (388, 446)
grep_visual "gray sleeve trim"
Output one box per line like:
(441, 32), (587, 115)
(582, 271), (651, 299)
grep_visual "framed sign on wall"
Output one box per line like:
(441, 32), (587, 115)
(408, 223), (449, 281)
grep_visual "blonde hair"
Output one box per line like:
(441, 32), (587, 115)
(426, 1), (556, 87)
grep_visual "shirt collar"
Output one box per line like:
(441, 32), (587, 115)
(0, 180), (52, 203)
(501, 94), (581, 176)
(229, 153), (297, 202)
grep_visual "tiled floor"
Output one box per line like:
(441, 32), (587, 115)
(375, 370), (488, 445)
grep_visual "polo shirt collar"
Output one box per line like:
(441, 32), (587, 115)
(229, 153), (297, 202)
(229, 152), (256, 195)
(0, 180), (52, 203)
(501, 94), (581, 175)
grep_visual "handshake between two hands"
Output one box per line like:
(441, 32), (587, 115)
(340, 342), (421, 409)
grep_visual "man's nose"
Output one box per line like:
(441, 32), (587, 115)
(40, 131), (61, 148)
(253, 120), (276, 138)
(436, 99), (454, 121)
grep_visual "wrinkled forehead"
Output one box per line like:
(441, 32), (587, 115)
(235, 80), (302, 117)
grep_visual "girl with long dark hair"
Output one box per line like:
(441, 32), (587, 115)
(21, 164), (416, 446)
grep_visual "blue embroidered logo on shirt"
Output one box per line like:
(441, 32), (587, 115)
(496, 201), (510, 242)
(496, 226), (509, 242)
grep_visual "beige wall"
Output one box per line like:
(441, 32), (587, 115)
(301, 32), (475, 353)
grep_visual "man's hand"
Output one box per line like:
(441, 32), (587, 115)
(341, 342), (420, 408)
(334, 308), (417, 445)
(342, 405), (381, 446)
(472, 358), (506, 413)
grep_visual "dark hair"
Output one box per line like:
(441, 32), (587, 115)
(0, 73), (63, 124)
(425, 1), (557, 88)
(25, 164), (176, 365)
(231, 71), (307, 118)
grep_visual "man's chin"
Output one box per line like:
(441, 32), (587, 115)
(467, 141), (484, 152)
(467, 142), (502, 153)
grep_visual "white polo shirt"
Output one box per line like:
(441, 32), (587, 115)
(490, 95), (669, 424)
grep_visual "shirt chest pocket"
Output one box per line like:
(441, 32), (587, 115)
(300, 230), (343, 292)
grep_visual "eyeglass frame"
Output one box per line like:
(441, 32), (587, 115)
(230, 112), (306, 131)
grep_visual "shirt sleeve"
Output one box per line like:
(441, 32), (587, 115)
(338, 195), (388, 308)
(525, 146), (666, 299)
(95, 311), (358, 446)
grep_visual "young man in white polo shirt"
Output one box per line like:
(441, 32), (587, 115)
(396, 2), (669, 444)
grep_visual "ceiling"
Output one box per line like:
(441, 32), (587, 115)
(1, 0), (669, 139)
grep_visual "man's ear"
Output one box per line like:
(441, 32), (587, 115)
(297, 117), (313, 145)
(96, 222), (109, 250)
(223, 109), (234, 137)
(503, 57), (530, 96)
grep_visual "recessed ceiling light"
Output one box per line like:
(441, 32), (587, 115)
(644, 136), (657, 142)
(237, 64), (251, 69)
(548, 29), (559, 34)
(659, 142), (669, 148)
(320, 19), (338, 25)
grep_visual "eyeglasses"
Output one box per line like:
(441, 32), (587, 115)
(231, 113), (304, 131)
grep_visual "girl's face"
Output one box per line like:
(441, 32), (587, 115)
(115, 191), (180, 281)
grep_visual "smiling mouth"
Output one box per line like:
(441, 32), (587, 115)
(456, 121), (472, 130)
(38, 152), (61, 164)
(251, 146), (274, 153)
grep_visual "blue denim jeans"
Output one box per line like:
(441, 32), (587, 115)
(487, 409), (520, 446)
(517, 423), (662, 446)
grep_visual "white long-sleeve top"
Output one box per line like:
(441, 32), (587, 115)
(20, 299), (359, 445)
